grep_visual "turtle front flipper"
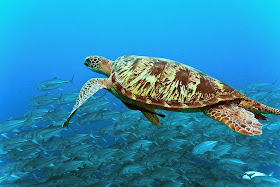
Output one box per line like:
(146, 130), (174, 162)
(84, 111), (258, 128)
(203, 103), (263, 136)
(62, 78), (111, 127)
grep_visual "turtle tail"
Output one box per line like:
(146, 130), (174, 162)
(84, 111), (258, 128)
(238, 97), (280, 115)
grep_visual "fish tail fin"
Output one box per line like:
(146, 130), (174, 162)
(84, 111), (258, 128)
(178, 169), (190, 182)
(138, 144), (147, 155)
(153, 139), (159, 146)
(31, 137), (40, 145)
(239, 97), (280, 115)
(89, 128), (96, 139)
(61, 153), (71, 161)
(69, 75), (74, 85)
(58, 92), (63, 99)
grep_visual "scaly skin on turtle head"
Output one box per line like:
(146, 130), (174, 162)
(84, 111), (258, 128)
(84, 56), (113, 77)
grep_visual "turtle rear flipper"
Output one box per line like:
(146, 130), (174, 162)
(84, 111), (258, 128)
(141, 111), (161, 126)
(203, 103), (263, 136)
(62, 78), (111, 127)
(122, 101), (162, 126)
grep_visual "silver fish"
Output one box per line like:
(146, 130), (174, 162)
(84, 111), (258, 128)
(29, 93), (57, 107)
(192, 141), (217, 155)
(55, 91), (79, 105)
(37, 75), (74, 91)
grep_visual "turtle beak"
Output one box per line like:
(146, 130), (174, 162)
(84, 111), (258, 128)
(84, 57), (91, 67)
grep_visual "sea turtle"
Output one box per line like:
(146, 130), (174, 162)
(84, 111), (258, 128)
(63, 55), (280, 136)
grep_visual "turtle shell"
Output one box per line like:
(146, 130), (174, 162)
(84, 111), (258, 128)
(111, 55), (244, 109)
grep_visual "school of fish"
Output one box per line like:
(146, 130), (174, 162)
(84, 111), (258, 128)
(0, 77), (280, 186)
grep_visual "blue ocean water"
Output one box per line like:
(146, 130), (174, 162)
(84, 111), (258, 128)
(1, 0), (280, 121)
(1, 0), (280, 185)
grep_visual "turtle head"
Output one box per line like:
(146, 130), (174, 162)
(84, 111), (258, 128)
(84, 56), (113, 77)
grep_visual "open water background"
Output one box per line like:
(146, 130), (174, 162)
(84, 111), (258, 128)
(1, 0), (280, 121)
